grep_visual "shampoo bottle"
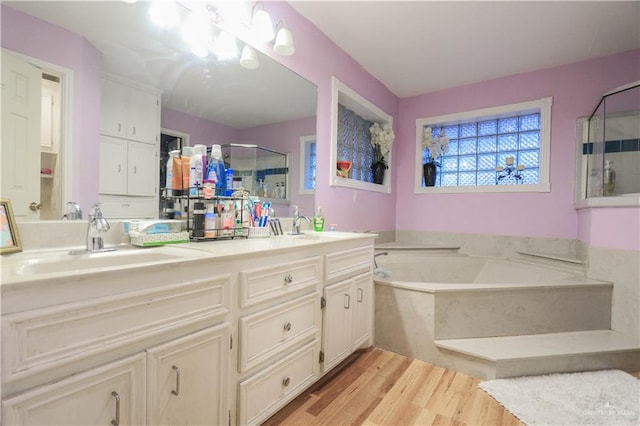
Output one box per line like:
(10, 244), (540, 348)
(209, 145), (226, 196)
(166, 150), (180, 197)
(603, 160), (616, 196)
(313, 206), (325, 232)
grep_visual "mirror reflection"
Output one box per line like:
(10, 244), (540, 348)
(1, 1), (317, 221)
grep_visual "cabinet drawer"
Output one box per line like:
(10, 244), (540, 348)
(2, 353), (146, 425)
(238, 340), (319, 426)
(3, 275), (230, 385)
(325, 246), (373, 282)
(239, 257), (322, 308)
(239, 293), (320, 373)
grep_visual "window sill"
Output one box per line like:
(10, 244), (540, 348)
(414, 182), (550, 194)
(331, 176), (391, 194)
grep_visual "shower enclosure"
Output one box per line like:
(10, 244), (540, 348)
(579, 81), (640, 204)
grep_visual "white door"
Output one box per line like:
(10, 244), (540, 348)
(146, 324), (230, 426)
(127, 141), (157, 196)
(322, 280), (353, 372)
(98, 135), (127, 195)
(1, 50), (42, 219)
(2, 353), (146, 425)
(100, 78), (126, 138)
(127, 87), (158, 143)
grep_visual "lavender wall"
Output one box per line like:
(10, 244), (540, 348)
(238, 116), (316, 217)
(161, 107), (239, 146)
(395, 49), (640, 244)
(1, 5), (103, 213)
(258, 2), (399, 233)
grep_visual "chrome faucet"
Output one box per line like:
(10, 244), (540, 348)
(290, 205), (311, 235)
(62, 201), (83, 220)
(70, 203), (116, 254)
(374, 252), (388, 268)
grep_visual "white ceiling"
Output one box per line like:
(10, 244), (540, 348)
(290, 1), (640, 98)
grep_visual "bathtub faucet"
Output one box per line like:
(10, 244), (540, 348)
(374, 252), (388, 268)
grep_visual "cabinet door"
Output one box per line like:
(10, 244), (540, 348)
(147, 324), (230, 426)
(2, 353), (146, 425)
(99, 135), (127, 195)
(322, 280), (353, 372)
(352, 272), (373, 349)
(100, 79), (127, 137)
(127, 87), (158, 144)
(127, 141), (157, 196)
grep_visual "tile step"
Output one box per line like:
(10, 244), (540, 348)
(435, 330), (639, 362)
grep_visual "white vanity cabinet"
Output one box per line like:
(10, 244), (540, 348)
(321, 246), (375, 373)
(98, 75), (160, 218)
(2, 271), (232, 426)
(3, 353), (146, 425)
(236, 256), (323, 426)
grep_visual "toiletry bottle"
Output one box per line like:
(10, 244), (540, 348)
(210, 144), (226, 196)
(173, 199), (182, 221)
(166, 150), (180, 197)
(313, 206), (325, 232)
(193, 202), (205, 238)
(603, 160), (616, 196)
(225, 168), (234, 196)
(189, 145), (206, 197)
(181, 147), (191, 196)
(204, 204), (216, 238)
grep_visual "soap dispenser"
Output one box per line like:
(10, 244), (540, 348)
(313, 206), (325, 232)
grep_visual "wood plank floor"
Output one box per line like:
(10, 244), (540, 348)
(263, 348), (640, 426)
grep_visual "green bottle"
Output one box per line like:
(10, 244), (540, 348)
(313, 206), (325, 232)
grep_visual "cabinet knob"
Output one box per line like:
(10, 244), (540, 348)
(283, 322), (292, 332)
(29, 202), (42, 212)
(110, 391), (120, 426)
(282, 376), (290, 387)
(284, 274), (293, 285)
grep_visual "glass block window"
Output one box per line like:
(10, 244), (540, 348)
(337, 104), (375, 183)
(302, 138), (316, 191)
(421, 112), (541, 187)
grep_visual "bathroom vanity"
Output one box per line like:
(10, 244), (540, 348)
(1, 232), (375, 425)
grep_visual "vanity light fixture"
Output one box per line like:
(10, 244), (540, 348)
(251, 2), (274, 43)
(273, 19), (294, 56)
(240, 44), (259, 69)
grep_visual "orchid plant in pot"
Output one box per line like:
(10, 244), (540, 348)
(421, 127), (449, 186)
(369, 122), (394, 184)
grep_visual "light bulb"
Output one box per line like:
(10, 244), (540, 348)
(240, 45), (259, 69)
(212, 31), (238, 61)
(149, 0), (179, 28)
(252, 8), (274, 43)
(274, 27), (294, 56)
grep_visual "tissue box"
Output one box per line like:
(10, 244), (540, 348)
(129, 231), (190, 247)
(123, 220), (183, 235)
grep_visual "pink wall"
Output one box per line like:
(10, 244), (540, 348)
(1, 5), (103, 214)
(238, 116), (316, 217)
(395, 49), (640, 243)
(578, 208), (640, 251)
(258, 2), (399, 232)
(161, 107), (239, 146)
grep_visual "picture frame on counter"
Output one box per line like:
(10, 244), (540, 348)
(1, 199), (22, 254)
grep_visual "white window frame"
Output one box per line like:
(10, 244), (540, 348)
(299, 134), (316, 195)
(330, 77), (393, 193)
(414, 97), (552, 194)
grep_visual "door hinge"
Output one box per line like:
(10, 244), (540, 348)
(230, 334), (233, 350)
(320, 296), (326, 309)
(228, 410), (231, 426)
(319, 351), (324, 363)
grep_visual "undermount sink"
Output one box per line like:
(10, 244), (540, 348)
(287, 231), (362, 240)
(3, 246), (204, 279)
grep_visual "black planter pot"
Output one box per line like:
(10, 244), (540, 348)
(423, 162), (437, 186)
(372, 161), (387, 184)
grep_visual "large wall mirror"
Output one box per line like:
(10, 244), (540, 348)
(1, 1), (317, 221)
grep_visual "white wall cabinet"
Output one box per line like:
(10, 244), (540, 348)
(99, 136), (157, 197)
(147, 325), (230, 426)
(98, 76), (160, 218)
(101, 77), (158, 144)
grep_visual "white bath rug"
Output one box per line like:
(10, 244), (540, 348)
(479, 369), (640, 425)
